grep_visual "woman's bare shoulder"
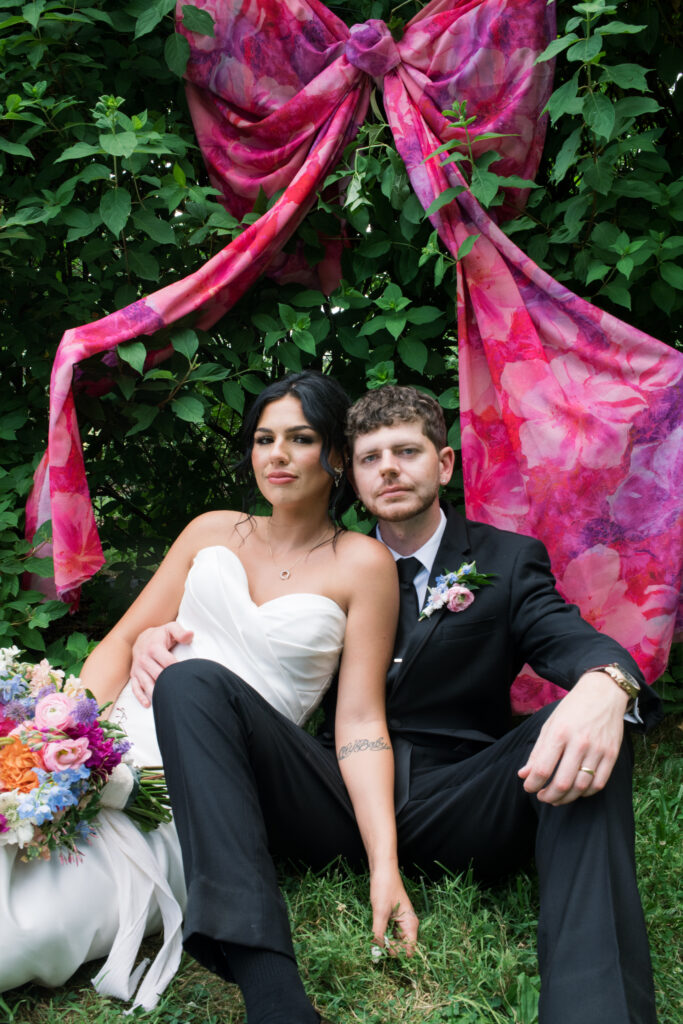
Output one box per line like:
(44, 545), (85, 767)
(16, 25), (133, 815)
(175, 510), (250, 552)
(335, 529), (396, 572)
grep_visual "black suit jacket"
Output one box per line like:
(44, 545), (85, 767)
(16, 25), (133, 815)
(321, 505), (662, 752)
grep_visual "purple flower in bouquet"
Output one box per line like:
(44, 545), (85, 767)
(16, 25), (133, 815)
(0, 813), (8, 833)
(72, 722), (124, 779)
(71, 696), (99, 728)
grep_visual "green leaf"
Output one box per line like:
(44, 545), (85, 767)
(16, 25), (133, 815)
(222, 381), (245, 414)
(583, 93), (615, 141)
(292, 329), (316, 355)
(359, 316), (388, 337)
(118, 341), (147, 375)
(406, 306), (442, 325)
(614, 97), (661, 121)
(470, 168), (499, 208)
(601, 280), (631, 309)
(660, 262), (683, 291)
(598, 22), (646, 36)
(385, 314), (407, 341)
(126, 405), (159, 437)
(551, 127), (582, 184)
(22, 1), (45, 31)
(133, 210), (176, 244)
(99, 188), (131, 236)
(650, 279), (675, 315)
(100, 131), (138, 158)
(456, 234), (480, 260)
(291, 289), (325, 308)
(567, 34), (604, 63)
(357, 237), (391, 258)
(134, 6), (165, 39)
(535, 33), (579, 64)
(165, 32), (191, 78)
(398, 337), (428, 373)
(0, 137), (33, 158)
(171, 327), (199, 360)
(545, 75), (583, 124)
(599, 63), (651, 91)
(55, 141), (100, 163)
(584, 262), (610, 285)
(424, 187), (465, 217)
(439, 387), (459, 410)
(127, 249), (160, 280)
(171, 395), (205, 423)
(181, 4), (215, 36)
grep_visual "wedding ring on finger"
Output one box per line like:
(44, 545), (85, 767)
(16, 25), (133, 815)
(578, 765), (595, 776)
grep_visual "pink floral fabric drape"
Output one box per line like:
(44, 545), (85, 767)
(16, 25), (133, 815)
(27, 0), (683, 710)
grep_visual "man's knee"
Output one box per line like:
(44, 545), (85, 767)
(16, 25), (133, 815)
(153, 659), (253, 721)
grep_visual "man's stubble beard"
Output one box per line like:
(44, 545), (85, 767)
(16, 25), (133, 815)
(367, 486), (439, 524)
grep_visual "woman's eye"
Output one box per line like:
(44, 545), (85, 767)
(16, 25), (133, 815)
(255, 437), (272, 445)
(293, 435), (314, 444)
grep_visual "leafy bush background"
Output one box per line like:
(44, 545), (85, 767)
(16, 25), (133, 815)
(1, 0), (681, 684)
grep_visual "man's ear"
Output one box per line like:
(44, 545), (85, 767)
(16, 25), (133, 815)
(438, 446), (456, 486)
(346, 465), (360, 497)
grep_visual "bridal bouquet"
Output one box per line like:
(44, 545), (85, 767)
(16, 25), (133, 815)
(0, 647), (171, 861)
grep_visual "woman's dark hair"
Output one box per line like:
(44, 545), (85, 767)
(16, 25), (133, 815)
(235, 371), (354, 523)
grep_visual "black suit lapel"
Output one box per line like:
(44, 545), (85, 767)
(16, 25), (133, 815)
(391, 506), (472, 689)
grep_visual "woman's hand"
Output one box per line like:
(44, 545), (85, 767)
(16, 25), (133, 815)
(370, 863), (419, 956)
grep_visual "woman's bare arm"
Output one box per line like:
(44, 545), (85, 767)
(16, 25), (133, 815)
(79, 512), (235, 706)
(334, 535), (418, 953)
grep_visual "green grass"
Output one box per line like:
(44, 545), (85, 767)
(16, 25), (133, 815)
(2, 720), (681, 1024)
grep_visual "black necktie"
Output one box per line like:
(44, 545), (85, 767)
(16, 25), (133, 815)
(394, 556), (422, 660)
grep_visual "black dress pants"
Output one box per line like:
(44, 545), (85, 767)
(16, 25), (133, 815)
(153, 659), (656, 1024)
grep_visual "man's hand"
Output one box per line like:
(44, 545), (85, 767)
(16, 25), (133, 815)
(369, 864), (419, 956)
(518, 670), (629, 805)
(130, 622), (192, 707)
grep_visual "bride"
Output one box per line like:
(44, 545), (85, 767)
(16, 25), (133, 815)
(0, 370), (417, 1019)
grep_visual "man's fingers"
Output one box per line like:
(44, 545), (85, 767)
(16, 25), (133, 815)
(167, 624), (193, 646)
(130, 674), (155, 708)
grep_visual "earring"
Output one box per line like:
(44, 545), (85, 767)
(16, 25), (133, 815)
(333, 465), (344, 486)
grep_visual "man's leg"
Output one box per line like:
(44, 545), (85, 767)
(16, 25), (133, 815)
(153, 659), (363, 1023)
(396, 708), (656, 1024)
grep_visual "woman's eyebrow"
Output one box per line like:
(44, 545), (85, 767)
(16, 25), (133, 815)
(254, 425), (316, 434)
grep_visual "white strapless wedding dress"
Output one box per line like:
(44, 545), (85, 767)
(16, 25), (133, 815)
(0, 545), (346, 1009)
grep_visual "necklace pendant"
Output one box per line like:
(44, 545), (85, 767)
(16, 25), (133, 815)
(279, 569), (291, 581)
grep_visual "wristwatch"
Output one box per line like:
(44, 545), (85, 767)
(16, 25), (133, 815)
(589, 663), (641, 711)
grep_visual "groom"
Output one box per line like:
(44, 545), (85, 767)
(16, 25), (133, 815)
(147, 386), (660, 1024)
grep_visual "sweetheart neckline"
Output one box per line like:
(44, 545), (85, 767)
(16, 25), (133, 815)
(192, 544), (347, 617)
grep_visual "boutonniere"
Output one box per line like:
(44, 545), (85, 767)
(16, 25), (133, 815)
(419, 561), (496, 620)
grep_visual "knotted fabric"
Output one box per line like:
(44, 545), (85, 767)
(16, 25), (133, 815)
(345, 20), (401, 79)
(26, 0), (683, 711)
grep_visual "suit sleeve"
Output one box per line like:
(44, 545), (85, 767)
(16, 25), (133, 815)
(507, 536), (662, 729)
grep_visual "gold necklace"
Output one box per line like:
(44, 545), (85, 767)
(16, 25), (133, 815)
(266, 521), (331, 581)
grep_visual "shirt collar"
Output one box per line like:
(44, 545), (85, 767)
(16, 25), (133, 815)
(376, 508), (447, 571)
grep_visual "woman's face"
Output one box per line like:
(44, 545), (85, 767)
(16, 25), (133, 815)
(251, 394), (335, 509)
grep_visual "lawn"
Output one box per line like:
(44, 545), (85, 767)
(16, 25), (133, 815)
(2, 719), (681, 1024)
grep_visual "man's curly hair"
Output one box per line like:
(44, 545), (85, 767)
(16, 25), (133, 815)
(346, 386), (447, 451)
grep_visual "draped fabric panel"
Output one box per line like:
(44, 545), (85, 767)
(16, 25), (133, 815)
(27, 0), (683, 711)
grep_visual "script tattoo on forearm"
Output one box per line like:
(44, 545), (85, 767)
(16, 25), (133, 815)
(337, 736), (391, 761)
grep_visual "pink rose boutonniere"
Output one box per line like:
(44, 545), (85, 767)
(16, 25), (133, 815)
(419, 562), (496, 620)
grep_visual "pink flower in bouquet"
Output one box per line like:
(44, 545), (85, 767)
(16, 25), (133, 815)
(42, 736), (91, 772)
(446, 585), (475, 613)
(33, 693), (76, 731)
(0, 707), (14, 738)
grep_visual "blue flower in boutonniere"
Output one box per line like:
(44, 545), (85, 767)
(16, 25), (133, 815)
(418, 562), (496, 620)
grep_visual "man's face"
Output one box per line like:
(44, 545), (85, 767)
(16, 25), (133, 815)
(350, 420), (454, 523)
